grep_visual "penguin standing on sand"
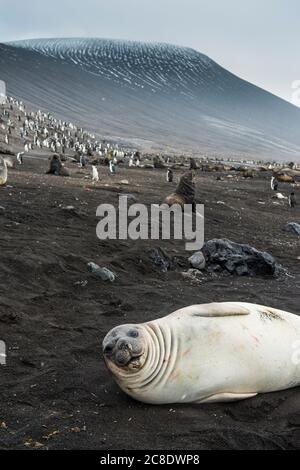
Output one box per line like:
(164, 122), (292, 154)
(289, 192), (296, 208)
(109, 160), (116, 175)
(129, 155), (134, 167)
(166, 168), (173, 183)
(92, 165), (99, 182)
(271, 176), (278, 191)
(80, 155), (87, 168)
(17, 152), (24, 164)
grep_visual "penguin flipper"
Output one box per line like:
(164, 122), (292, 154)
(196, 392), (257, 404)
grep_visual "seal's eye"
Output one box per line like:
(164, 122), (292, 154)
(128, 329), (139, 338)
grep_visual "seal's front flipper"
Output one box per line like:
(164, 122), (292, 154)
(197, 392), (258, 404)
(191, 302), (250, 318)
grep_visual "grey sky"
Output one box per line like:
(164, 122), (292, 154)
(0, 0), (299, 104)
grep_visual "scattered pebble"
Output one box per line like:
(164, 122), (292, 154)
(87, 262), (116, 282)
(24, 439), (44, 449)
(188, 251), (206, 270)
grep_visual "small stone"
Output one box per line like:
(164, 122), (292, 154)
(118, 193), (137, 203)
(272, 193), (287, 200)
(24, 439), (44, 449)
(283, 223), (300, 236)
(87, 263), (115, 282)
(74, 280), (88, 287)
(71, 427), (81, 433)
(149, 248), (175, 272)
(188, 251), (206, 270)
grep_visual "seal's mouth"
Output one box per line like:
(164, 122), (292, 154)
(122, 353), (144, 369)
(104, 349), (144, 370)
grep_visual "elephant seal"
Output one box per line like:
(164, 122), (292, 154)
(103, 302), (300, 404)
(276, 174), (295, 183)
(0, 157), (8, 186)
(163, 171), (195, 209)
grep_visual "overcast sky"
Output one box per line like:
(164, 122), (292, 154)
(0, 0), (299, 104)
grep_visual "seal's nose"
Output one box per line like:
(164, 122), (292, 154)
(103, 342), (114, 355)
(117, 339), (133, 352)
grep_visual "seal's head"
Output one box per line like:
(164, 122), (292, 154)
(103, 325), (147, 373)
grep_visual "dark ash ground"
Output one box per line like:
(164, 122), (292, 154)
(0, 158), (300, 450)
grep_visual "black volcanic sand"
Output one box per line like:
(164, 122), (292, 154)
(0, 158), (300, 450)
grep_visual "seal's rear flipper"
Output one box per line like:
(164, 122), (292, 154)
(191, 302), (250, 318)
(197, 392), (257, 404)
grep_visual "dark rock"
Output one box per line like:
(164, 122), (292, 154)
(0, 147), (14, 156)
(60, 205), (86, 218)
(202, 239), (283, 277)
(149, 247), (176, 273)
(283, 223), (300, 236)
(117, 193), (138, 203)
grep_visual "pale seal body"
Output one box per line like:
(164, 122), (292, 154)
(103, 302), (300, 404)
